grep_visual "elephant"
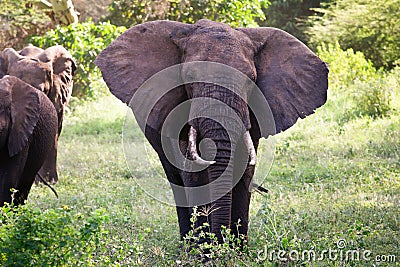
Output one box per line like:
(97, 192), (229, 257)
(0, 76), (58, 206)
(95, 19), (328, 244)
(0, 44), (76, 184)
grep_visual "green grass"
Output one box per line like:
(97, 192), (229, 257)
(2, 78), (399, 266)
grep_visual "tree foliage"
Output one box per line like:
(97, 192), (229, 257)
(0, 0), (53, 50)
(30, 21), (126, 98)
(307, 0), (400, 69)
(260, 0), (333, 43)
(318, 43), (395, 118)
(105, 0), (269, 27)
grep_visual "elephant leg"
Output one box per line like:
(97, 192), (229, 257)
(144, 126), (191, 239)
(230, 135), (259, 243)
(157, 149), (192, 239)
(181, 171), (210, 237)
(230, 169), (253, 242)
(0, 170), (16, 205)
(0, 148), (29, 206)
(12, 184), (34, 206)
(35, 140), (58, 185)
(162, 160), (191, 238)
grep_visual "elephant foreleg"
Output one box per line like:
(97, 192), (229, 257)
(230, 170), (252, 243)
(230, 135), (259, 244)
(144, 126), (192, 239)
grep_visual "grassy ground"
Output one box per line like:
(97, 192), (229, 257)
(22, 82), (399, 266)
(8, 77), (400, 266)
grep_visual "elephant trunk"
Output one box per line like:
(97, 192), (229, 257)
(199, 119), (236, 242)
(189, 83), (252, 241)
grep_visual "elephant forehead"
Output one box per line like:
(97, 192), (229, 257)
(9, 59), (50, 76)
(191, 20), (254, 47)
(182, 27), (256, 78)
(19, 46), (44, 57)
(194, 19), (233, 30)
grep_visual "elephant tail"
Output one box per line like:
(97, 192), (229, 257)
(37, 172), (59, 199)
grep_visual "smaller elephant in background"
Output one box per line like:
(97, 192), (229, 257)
(0, 44), (76, 184)
(0, 76), (58, 206)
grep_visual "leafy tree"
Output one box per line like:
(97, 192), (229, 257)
(30, 21), (126, 98)
(105, 0), (269, 27)
(307, 0), (400, 69)
(260, 0), (333, 43)
(168, 0), (269, 27)
(0, 0), (53, 50)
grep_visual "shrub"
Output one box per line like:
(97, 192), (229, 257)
(178, 206), (252, 265)
(0, 204), (108, 266)
(260, 0), (333, 44)
(317, 43), (395, 118)
(30, 20), (126, 98)
(351, 78), (393, 118)
(307, 0), (400, 69)
(317, 42), (378, 93)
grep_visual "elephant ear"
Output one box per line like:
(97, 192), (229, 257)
(19, 44), (44, 57)
(0, 80), (11, 148)
(39, 45), (76, 108)
(0, 56), (6, 78)
(0, 76), (41, 157)
(0, 48), (23, 78)
(239, 27), (329, 134)
(95, 20), (192, 132)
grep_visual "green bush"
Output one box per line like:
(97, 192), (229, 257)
(30, 20), (126, 98)
(317, 42), (378, 93)
(106, 0), (269, 28)
(178, 206), (253, 265)
(317, 43), (395, 118)
(0, 204), (108, 266)
(260, 0), (333, 44)
(351, 78), (393, 118)
(307, 0), (400, 69)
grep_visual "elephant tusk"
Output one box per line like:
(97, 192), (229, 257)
(188, 126), (216, 165)
(244, 131), (257, 165)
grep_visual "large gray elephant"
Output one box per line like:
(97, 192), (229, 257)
(0, 76), (58, 206)
(95, 19), (328, 244)
(0, 44), (76, 184)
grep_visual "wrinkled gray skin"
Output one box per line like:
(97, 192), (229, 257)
(95, 19), (328, 244)
(0, 76), (58, 206)
(0, 44), (76, 184)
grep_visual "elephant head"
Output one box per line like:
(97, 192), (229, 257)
(95, 19), (328, 242)
(0, 44), (76, 184)
(0, 76), (58, 206)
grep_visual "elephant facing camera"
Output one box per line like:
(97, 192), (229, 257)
(96, 19), (329, 245)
